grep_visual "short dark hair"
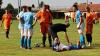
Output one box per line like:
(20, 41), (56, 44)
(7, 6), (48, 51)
(21, 6), (27, 12)
(86, 6), (90, 12)
(73, 4), (78, 10)
(28, 7), (32, 11)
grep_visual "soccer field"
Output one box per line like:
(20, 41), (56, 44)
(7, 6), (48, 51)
(0, 19), (100, 56)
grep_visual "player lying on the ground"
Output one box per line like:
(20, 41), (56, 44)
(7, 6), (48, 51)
(52, 38), (82, 52)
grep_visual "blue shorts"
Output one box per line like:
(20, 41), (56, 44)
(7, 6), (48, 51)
(69, 44), (81, 50)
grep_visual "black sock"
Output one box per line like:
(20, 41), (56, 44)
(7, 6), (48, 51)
(42, 36), (46, 47)
(48, 35), (52, 47)
(6, 30), (9, 38)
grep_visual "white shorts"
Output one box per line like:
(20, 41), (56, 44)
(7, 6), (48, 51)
(20, 29), (24, 36)
(77, 23), (85, 34)
(24, 29), (33, 37)
(54, 43), (70, 50)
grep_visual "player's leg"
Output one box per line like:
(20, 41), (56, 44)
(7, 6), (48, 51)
(78, 23), (85, 48)
(47, 25), (52, 47)
(42, 33), (46, 47)
(27, 29), (33, 49)
(86, 34), (92, 46)
(5, 26), (10, 38)
(48, 33), (52, 47)
(20, 28), (25, 48)
(40, 23), (46, 47)
(24, 29), (28, 49)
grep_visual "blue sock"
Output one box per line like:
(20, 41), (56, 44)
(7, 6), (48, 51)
(80, 34), (85, 46)
(27, 37), (31, 48)
(20, 36), (24, 47)
(24, 37), (27, 48)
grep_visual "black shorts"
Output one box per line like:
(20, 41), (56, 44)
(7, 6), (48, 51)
(48, 27), (58, 40)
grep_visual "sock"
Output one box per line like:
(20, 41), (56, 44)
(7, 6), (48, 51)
(27, 37), (31, 48)
(24, 36), (27, 49)
(48, 36), (52, 47)
(20, 36), (24, 47)
(6, 30), (9, 38)
(80, 34), (85, 46)
(42, 36), (46, 47)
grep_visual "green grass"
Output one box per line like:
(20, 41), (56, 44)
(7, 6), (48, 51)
(0, 19), (100, 56)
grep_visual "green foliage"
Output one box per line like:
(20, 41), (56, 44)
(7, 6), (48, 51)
(0, 0), (2, 5)
(5, 3), (14, 13)
(39, 1), (44, 8)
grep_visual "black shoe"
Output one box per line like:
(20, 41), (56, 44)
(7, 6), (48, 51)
(49, 45), (52, 47)
(43, 45), (46, 47)
(6, 36), (9, 39)
(25, 47), (28, 49)
(29, 47), (32, 50)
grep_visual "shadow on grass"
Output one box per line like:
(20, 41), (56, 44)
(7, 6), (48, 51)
(93, 44), (100, 48)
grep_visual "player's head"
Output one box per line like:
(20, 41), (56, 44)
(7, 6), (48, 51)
(86, 6), (90, 12)
(45, 5), (50, 10)
(73, 3), (78, 11)
(22, 6), (27, 12)
(5, 10), (10, 14)
(42, 5), (47, 11)
(65, 22), (70, 28)
(27, 7), (32, 12)
(54, 38), (60, 45)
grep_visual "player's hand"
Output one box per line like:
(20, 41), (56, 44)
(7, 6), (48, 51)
(0, 24), (2, 27)
(77, 25), (80, 29)
(11, 22), (12, 24)
(68, 42), (72, 45)
(77, 26), (80, 29)
(32, 24), (35, 28)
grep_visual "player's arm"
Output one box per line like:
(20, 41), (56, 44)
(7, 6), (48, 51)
(64, 32), (70, 44)
(11, 14), (13, 24)
(32, 15), (37, 27)
(78, 13), (83, 29)
(16, 15), (21, 21)
(80, 16), (83, 25)
(0, 15), (4, 27)
(49, 13), (53, 25)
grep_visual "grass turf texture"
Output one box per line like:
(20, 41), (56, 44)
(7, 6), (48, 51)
(0, 19), (100, 56)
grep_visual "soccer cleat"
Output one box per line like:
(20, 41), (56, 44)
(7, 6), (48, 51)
(43, 44), (46, 47)
(87, 42), (91, 47)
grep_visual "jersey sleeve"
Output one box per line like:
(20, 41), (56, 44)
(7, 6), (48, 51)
(33, 13), (36, 20)
(35, 11), (41, 20)
(78, 11), (82, 18)
(18, 11), (24, 18)
(2, 14), (5, 20)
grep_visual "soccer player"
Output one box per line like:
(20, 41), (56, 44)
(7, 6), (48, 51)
(22, 7), (35, 49)
(34, 5), (53, 47)
(0, 10), (12, 38)
(71, 12), (75, 22)
(86, 7), (94, 47)
(16, 6), (27, 48)
(73, 4), (85, 48)
(48, 22), (70, 46)
(52, 38), (81, 52)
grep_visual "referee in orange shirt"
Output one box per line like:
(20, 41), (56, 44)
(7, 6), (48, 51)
(34, 5), (53, 47)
